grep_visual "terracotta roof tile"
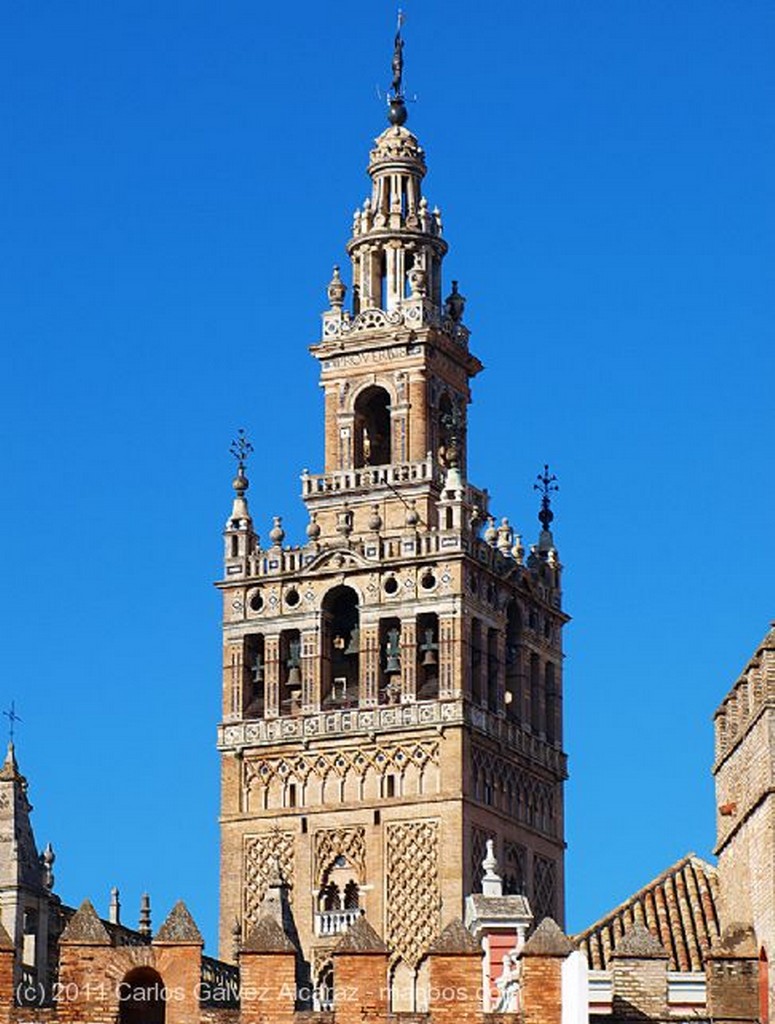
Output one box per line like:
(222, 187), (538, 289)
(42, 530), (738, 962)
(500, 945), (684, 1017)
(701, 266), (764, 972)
(575, 854), (720, 971)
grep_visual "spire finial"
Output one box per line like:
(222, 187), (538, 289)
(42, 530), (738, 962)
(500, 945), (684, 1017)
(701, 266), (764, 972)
(534, 464), (558, 532)
(481, 838), (503, 897)
(387, 10), (408, 126)
(230, 428), (253, 495)
(139, 892), (152, 937)
(3, 702), (21, 744)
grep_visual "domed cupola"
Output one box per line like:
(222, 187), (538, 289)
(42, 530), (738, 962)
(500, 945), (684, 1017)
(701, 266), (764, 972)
(343, 25), (447, 315)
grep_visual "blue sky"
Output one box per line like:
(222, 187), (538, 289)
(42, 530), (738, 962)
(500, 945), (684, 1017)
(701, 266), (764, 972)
(1, 2), (773, 951)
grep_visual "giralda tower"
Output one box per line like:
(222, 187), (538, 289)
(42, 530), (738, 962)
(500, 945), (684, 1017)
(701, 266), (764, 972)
(217, 25), (568, 1009)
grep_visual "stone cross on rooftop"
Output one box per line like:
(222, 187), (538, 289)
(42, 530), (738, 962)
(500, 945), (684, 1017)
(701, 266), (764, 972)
(2, 702), (21, 743)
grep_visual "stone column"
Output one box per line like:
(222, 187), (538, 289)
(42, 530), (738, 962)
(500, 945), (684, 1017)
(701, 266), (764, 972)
(408, 376), (428, 462)
(264, 635), (280, 718)
(401, 618), (418, 702)
(224, 641), (242, 720)
(438, 614), (458, 699)
(361, 624), (379, 707)
(301, 627), (318, 713)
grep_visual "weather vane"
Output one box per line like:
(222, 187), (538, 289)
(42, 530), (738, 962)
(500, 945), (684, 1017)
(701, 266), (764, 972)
(229, 428), (254, 471)
(534, 464), (559, 531)
(3, 701), (21, 743)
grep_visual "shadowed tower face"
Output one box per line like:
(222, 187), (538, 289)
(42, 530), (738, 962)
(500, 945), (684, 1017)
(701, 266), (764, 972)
(216, 32), (568, 1011)
(713, 623), (775, 1019)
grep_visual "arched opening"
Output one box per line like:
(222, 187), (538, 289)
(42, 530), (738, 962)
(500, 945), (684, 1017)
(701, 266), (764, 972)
(354, 386), (391, 467)
(279, 629), (302, 716)
(343, 880), (360, 909)
(470, 619), (483, 705)
(322, 586), (360, 707)
(487, 627), (499, 712)
(545, 662), (558, 745)
(437, 392), (453, 467)
(244, 633), (265, 718)
(316, 855), (363, 938)
(119, 967), (166, 1024)
(379, 617), (402, 704)
(530, 653), (542, 735)
(505, 602), (522, 722)
(416, 613), (439, 700)
(320, 881), (341, 911)
(760, 948), (769, 1024)
(315, 962), (335, 1011)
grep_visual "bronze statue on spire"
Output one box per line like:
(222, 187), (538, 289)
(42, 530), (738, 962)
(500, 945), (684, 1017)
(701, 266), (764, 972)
(391, 10), (405, 98)
(387, 10), (408, 126)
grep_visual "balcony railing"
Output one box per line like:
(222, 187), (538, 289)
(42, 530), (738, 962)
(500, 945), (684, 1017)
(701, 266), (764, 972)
(314, 908), (364, 938)
(301, 456), (443, 499)
(200, 956), (240, 1008)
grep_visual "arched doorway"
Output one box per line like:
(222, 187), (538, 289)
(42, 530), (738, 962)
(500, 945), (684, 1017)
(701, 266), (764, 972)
(119, 967), (165, 1024)
(354, 386), (391, 467)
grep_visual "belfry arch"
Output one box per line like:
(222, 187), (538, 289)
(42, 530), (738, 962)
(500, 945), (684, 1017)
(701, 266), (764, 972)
(321, 585), (360, 706)
(354, 385), (391, 467)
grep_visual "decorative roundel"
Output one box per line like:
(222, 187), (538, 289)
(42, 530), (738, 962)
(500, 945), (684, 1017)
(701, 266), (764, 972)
(285, 588), (300, 608)
(420, 570), (437, 591)
(248, 590), (264, 613)
(384, 575), (399, 596)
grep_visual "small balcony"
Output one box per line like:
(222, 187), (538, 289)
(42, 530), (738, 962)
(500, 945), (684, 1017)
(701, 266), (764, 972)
(301, 456), (443, 499)
(314, 908), (364, 938)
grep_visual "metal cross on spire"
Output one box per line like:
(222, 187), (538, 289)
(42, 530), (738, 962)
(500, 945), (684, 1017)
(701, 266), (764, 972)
(229, 428), (254, 471)
(534, 464), (559, 532)
(3, 701), (21, 743)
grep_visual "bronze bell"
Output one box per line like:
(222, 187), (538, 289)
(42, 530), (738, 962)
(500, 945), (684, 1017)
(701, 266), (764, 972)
(384, 628), (401, 674)
(420, 628), (438, 667)
(287, 640), (302, 686)
(251, 655), (265, 683)
(343, 627), (360, 656)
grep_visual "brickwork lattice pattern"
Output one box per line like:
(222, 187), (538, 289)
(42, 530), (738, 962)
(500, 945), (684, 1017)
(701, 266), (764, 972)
(385, 820), (440, 968)
(243, 831), (295, 926)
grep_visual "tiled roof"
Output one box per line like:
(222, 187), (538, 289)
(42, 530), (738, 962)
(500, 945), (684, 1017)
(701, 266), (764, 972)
(575, 854), (720, 972)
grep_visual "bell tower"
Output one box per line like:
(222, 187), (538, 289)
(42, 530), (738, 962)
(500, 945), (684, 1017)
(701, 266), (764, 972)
(217, 26), (568, 1011)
